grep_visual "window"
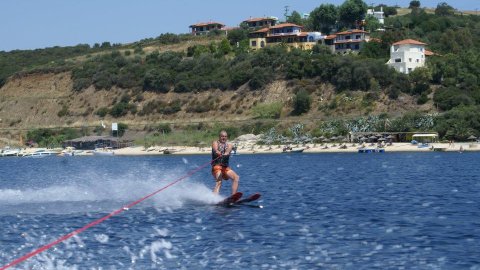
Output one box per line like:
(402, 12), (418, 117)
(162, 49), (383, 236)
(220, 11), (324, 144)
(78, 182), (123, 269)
(251, 41), (257, 47)
(355, 35), (361, 39)
(409, 58), (412, 62)
(416, 59), (419, 63)
(260, 41), (265, 48)
(354, 44), (359, 50)
(346, 35), (351, 39)
(395, 58), (401, 63)
(408, 68), (412, 73)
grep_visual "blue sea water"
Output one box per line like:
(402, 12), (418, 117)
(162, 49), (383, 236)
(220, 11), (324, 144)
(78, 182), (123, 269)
(0, 152), (479, 269)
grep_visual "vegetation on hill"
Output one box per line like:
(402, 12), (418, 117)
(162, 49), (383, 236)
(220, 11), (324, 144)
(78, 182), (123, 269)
(1, 0), (480, 145)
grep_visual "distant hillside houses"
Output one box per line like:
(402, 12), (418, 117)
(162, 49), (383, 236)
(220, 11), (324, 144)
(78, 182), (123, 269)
(189, 21), (227, 36)
(386, 39), (435, 74)
(242, 17), (278, 29)
(248, 23), (324, 51)
(188, 14), (378, 54)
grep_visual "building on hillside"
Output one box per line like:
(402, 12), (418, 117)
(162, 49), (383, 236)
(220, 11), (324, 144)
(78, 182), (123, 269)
(248, 27), (269, 50)
(189, 21), (226, 36)
(248, 23), (324, 51)
(325, 29), (370, 54)
(366, 6), (385, 24)
(242, 17), (278, 29)
(386, 39), (432, 74)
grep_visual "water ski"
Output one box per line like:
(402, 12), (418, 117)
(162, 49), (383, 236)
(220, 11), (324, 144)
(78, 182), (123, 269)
(235, 193), (261, 204)
(216, 192), (243, 206)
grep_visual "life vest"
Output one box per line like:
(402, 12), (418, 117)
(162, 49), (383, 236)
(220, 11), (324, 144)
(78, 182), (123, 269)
(212, 141), (230, 166)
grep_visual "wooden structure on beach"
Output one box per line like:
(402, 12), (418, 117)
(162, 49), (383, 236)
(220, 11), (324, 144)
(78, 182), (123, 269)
(63, 136), (133, 150)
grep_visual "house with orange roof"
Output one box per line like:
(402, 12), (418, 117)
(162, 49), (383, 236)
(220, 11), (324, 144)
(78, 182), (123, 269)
(387, 39), (430, 74)
(330, 29), (370, 54)
(248, 23), (324, 51)
(189, 21), (226, 36)
(242, 17), (278, 29)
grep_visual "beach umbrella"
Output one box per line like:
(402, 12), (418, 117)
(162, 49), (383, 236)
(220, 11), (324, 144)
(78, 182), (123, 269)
(330, 136), (338, 141)
(386, 135), (395, 139)
(467, 135), (477, 141)
(378, 138), (386, 141)
(360, 137), (367, 141)
(342, 138), (349, 142)
(322, 138), (330, 142)
(369, 135), (377, 140)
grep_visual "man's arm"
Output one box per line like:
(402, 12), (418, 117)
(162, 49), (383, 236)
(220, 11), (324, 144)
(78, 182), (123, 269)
(223, 143), (233, 155)
(212, 141), (222, 156)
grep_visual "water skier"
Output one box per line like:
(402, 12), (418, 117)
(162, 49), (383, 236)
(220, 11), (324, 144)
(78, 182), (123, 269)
(211, 130), (239, 195)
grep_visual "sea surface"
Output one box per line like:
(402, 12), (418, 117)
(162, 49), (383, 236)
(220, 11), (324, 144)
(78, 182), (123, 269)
(0, 152), (479, 269)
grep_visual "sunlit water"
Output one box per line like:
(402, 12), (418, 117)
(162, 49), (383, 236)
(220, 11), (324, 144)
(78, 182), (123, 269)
(1, 153), (479, 269)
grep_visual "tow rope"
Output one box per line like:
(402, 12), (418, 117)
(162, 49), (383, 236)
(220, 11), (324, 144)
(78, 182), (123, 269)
(1, 157), (218, 270)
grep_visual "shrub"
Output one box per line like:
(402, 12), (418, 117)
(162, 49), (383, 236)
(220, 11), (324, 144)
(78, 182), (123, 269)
(251, 102), (283, 119)
(292, 89), (312, 115)
(96, 107), (109, 117)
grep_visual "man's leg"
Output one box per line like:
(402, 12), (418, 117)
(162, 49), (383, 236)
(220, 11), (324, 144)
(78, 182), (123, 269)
(226, 170), (239, 195)
(213, 171), (223, 194)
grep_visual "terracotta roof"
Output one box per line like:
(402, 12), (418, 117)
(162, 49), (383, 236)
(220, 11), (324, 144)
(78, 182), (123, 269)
(392, 39), (427, 46)
(222, 26), (239, 31)
(243, 17), (277, 23)
(251, 27), (270, 33)
(325, 34), (337, 39)
(425, 49), (435, 56)
(335, 29), (369, 35)
(270, 23), (303, 29)
(189, 21), (225, 28)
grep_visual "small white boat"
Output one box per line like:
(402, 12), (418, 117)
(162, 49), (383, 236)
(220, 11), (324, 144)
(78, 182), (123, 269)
(23, 148), (60, 158)
(1, 147), (21, 157)
(59, 146), (85, 156)
(93, 147), (115, 156)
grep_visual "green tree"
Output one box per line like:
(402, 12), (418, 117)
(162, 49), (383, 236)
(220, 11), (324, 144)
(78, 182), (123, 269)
(435, 2), (455, 16)
(287, 10), (304, 25)
(364, 15), (381, 32)
(338, 0), (368, 29)
(409, 1), (421, 9)
(227, 28), (248, 46)
(308, 4), (338, 34)
(409, 67), (432, 95)
(292, 89), (312, 115)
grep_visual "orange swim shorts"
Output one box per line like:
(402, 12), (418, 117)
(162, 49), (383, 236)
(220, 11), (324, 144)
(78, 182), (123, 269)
(212, 165), (231, 180)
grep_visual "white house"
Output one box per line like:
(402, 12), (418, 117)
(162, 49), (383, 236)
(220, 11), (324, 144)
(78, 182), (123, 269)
(387, 39), (427, 74)
(366, 6), (385, 24)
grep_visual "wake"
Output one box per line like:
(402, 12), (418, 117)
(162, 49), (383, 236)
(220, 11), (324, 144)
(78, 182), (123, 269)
(0, 166), (220, 215)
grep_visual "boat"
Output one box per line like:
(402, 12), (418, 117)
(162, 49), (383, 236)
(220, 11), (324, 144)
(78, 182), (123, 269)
(58, 146), (85, 156)
(282, 146), (304, 153)
(93, 147), (115, 156)
(1, 147), (21, 157)
(23, 148), (60, 158)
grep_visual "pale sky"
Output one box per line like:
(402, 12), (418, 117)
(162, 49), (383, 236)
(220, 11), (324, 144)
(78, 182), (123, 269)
(1, 0), (477, 51)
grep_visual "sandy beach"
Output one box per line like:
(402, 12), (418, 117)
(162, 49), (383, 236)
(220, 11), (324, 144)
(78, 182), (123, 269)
(9, 141), (478, 157)
(111, 142), (478, 156)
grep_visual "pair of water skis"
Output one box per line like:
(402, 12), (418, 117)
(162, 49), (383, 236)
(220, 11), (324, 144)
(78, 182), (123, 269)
(216, 192), (262, 208)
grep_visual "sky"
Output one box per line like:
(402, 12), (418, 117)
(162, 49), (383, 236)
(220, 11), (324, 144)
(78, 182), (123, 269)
(1, 0), (478, 52)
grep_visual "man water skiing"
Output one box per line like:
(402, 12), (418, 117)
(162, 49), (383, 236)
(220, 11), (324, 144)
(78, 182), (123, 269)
(211, 130), (239, 195)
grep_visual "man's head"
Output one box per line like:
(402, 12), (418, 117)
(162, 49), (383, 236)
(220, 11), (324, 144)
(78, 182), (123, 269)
(219, 130), (228, 143)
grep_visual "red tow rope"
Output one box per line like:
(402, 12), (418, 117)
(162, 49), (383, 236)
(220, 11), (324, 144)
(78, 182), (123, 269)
(1, 157), (217, 270)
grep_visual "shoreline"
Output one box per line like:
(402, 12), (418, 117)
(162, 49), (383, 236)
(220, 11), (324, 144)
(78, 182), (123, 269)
(113, 142), (478, 155)
(4, 142), (478, 157)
